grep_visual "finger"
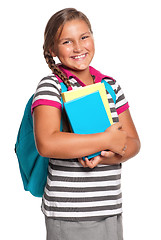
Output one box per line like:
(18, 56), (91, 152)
(84, 157), (95, 168)
(78, 158), (88, 168)
(101, 151), (115, 158)
(119, 150), (126, 156)
(120, 145), (127, 156)
(122, 151), (126, 156)
(85, 156), (101, 169)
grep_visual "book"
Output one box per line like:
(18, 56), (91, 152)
(63, 90), (112, 160)
(62, 82), (113, 125)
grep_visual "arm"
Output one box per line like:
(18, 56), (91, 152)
(79, 109), (140, 168)
(102, 109), (140, 163)
(33, 105), (127, 159)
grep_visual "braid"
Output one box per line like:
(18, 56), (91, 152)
(43, 49), (71, 88)
(43, 49), (55, 73)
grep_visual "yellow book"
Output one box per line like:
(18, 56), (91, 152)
(62, 83), (113, 125)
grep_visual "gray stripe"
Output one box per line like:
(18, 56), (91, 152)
(40, 76), (59, 84)
(43, 203), (122, 212)
(115, 85), (121, 94)
(44, 192), (122, 202)
(49, 162), (121, 172)
(106, 96), (113, 103)
(34, 91), (61, 101)
(47, 172), (121, 183)
(104, 79), (115, 85)
(37, 82), (60, 91)
(113, 117), (119, 123)
(116, 94), (125, 104)
(71, 82), (81, 88)
(110, 107), (117, 113)
(108, 99), (113, 104)
(46, 184), (121, 193)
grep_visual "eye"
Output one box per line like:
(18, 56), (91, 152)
(81, 35), (89, 40)
(62, 40), (71, 45)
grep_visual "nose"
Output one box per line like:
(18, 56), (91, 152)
(73, 40), (83, 53)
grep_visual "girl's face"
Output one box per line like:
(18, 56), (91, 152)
(52, 19), (95, 74)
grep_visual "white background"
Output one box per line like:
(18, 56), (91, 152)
(1, 0), (161, 239)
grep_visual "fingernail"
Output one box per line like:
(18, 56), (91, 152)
(101, 151), (106, 156)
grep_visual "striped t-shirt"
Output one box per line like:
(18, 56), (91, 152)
(32, 65), (129, 221)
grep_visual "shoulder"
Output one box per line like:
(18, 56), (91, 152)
(102, 76), (129, 115)
(37, 73), (62, 92)
(90, 66), (123, 96)
(91, 65), (129, 115)
(102, 76), (121, 95)
(31, 74), (63, 113)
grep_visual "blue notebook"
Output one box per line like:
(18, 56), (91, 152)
(64, 91), (111, 160)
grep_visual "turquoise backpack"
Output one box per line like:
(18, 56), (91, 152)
(15, 79), (116, 197)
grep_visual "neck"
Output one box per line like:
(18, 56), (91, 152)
(69, 67), (94, 85)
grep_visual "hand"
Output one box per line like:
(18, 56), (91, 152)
(78, 156), (101, 168)
(105, 122), (127, 156)
(78, 151), (116, 169)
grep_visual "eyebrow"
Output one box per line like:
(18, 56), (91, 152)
(59, 31), (91, 42)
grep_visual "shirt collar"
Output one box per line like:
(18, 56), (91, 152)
(57, 64), (113, 86)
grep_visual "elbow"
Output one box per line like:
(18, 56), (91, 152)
(35, 137), (53, 158)
(131, 137), (141, 160)
(35, 134), (61, 159)
(35, 142), (49, 158)
(123, 137), (141, 163)
(136, 138), (141, 155)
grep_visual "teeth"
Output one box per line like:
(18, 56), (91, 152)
(73, 54), (86, 59)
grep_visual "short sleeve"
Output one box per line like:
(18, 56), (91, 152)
(104, 78), (129, 115)
(114, 81), (129, 115)
(31, 74), (62, 114)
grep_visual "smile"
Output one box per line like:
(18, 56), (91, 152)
(71, 53), (87, 60)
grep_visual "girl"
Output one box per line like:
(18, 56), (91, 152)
(32, 8), (140, 240)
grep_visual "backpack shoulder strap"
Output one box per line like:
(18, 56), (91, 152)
(60, 81), (68, 93)
(101, 79), (116, 104)
(60, 82), (68, 131)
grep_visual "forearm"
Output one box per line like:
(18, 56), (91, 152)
(100, 136), (141, 165)
(34, 104), (127, 160)
(36, 131), (110, 159)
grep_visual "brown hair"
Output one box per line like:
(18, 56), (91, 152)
(43, 8), (93, 88)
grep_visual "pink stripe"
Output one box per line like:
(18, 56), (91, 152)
(117, 102), (129, 115)
(58, 65), (85, 87)
(54, 74), (63, 83)
(31, 99), (62, 114)
(89, 66), (115, 83)
(58, 64), (76, 79)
